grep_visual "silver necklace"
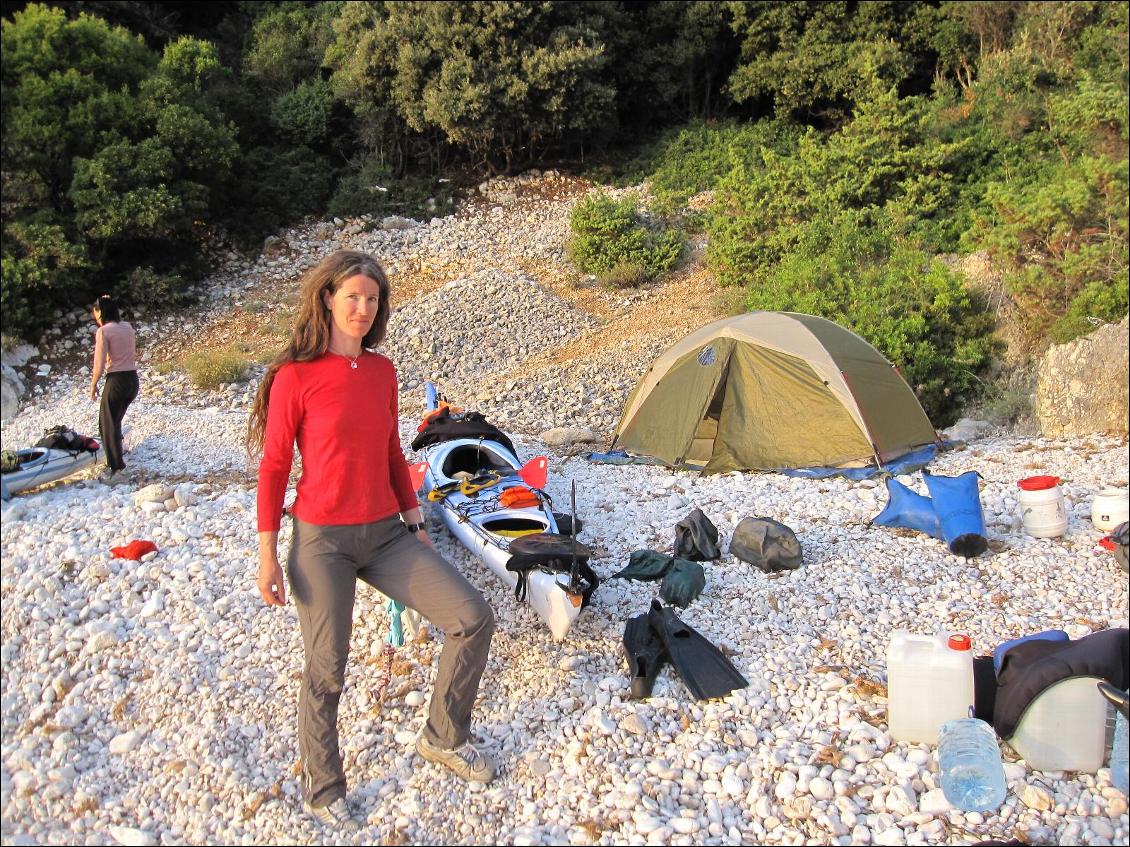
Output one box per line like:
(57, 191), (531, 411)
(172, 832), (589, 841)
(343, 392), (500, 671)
(330, 348), (359, 369)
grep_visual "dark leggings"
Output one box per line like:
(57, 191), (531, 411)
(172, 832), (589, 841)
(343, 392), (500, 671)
(99, 370), (138, 471)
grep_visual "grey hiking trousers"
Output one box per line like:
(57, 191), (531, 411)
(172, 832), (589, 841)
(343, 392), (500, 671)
(287, 515), (495, 808)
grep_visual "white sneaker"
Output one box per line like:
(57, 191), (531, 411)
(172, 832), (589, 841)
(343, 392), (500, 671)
(415, 734), (496, 782)
(303, 797), (358, 833)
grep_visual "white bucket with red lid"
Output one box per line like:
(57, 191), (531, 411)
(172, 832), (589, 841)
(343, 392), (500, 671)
(1017, 475), (1067, 538)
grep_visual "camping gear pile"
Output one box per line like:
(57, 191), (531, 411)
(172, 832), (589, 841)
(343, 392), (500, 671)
(612, 509), (806, 610)
(887, 627), (1129, 808)
(613, 507), (803, 701)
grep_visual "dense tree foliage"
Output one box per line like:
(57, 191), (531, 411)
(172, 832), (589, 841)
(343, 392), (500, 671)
(1, 0), (1125, 428)
(328, 1), (616, 173)
(726, 0), (941, 124)
(2, 4), (236, 332)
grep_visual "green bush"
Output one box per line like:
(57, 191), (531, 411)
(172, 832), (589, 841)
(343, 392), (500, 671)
(598, 261), (649, 289)
(962, 84), (1128, 350)
(327, 1), (616, 172)
(567, 192), (683, 281)
(1, 6), (237, 341)
(223, 145), (333, 245)
(270, 79), (334, 146)
(975, 384), (1034, 428)
(184, 351), (248, 390)
(725, 0), (937, 122)
(122, 266), (188, 308)
(743, 211), (997, 426)
(1, 219), (91, 336)
(638, 120), (802, 216)
(704, 90), (973, 285)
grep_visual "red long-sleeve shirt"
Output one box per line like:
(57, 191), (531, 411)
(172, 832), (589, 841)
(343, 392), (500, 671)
(256, 352), (417, 532)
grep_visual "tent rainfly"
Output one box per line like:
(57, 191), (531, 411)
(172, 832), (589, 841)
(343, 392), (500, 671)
(612, 312), (939, 473)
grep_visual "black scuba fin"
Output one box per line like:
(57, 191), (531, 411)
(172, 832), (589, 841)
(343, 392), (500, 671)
(622, 613), (667, 699)
(646, 600), (748, 701)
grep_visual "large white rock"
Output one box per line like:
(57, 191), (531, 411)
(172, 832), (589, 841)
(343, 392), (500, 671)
(1036, 315), (1129, 437)
(135, 484), (174, 505)
(108, 730), (144, 754)
(940, 418), (995, 442)
(1020, 782), (1054, 811)
(539, 426), (598, 447)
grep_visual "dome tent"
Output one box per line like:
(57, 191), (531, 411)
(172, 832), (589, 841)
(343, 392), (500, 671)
(612, 312), (939, 473)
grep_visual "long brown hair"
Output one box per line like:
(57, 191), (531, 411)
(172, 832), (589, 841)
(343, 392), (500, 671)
(246, 250), (391, 455)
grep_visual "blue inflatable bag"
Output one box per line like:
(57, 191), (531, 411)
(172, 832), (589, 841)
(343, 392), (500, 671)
(923, 470), (988, 557)
(872, 478), (944, 539)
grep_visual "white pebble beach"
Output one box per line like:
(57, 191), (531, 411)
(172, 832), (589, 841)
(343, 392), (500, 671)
(2, 175), (1127, 846)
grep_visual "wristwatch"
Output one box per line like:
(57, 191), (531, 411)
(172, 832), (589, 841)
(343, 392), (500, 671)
(405, 522), (426, 534)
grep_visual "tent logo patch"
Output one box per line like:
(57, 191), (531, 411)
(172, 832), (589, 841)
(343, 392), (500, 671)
(697, 346), (716, 366)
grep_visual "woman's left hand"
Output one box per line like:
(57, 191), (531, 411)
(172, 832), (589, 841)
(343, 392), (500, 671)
(414, 529), (434, 549)
(89, 386), (98, 402)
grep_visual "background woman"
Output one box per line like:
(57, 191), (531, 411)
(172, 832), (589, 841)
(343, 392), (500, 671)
(88, 294), (138, 481)
(246, 250), (496, 832)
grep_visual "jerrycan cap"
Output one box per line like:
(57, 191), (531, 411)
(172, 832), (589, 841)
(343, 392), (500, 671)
(947, 634), (972, 651)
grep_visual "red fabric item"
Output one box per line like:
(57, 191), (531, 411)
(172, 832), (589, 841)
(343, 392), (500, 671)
(257, 352), (417, 532)
(110, 540), (158, 560)
(416, 401), (462, 432)
(499, 486), (541, 508)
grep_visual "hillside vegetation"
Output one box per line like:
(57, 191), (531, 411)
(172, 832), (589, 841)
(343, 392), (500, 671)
(2, 1), (1126, 424)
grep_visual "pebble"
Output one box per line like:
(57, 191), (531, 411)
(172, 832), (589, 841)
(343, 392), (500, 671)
(109, 826), (157, 846)
(108, 730), (144, 754)
(671, 817), (700, 834)
(1, 172), (1127, 847)
(809, 776), (835, 801)
(775, 771), (798, 800)
(918, 788), (951, 814)
(1021, 783), (1054, 811)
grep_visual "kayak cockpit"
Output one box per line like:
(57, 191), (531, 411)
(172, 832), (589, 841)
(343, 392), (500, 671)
(479, 515), (551, 537)
(437, 443), (518, 481)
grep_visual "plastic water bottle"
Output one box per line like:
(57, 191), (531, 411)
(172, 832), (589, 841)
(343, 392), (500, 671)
(1111, 711), (1129, 795)
(938, 712), (1007, 812)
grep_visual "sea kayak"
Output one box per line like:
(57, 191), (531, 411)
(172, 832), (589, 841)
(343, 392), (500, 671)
(1, 443), (102, 501)
(414, 385), (594, 641)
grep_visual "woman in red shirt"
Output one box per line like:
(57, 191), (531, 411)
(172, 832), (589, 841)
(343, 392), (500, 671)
(246, 250), (496, 833)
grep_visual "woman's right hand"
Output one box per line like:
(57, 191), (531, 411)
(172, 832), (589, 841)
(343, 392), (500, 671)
(258, 555), (287, 606)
